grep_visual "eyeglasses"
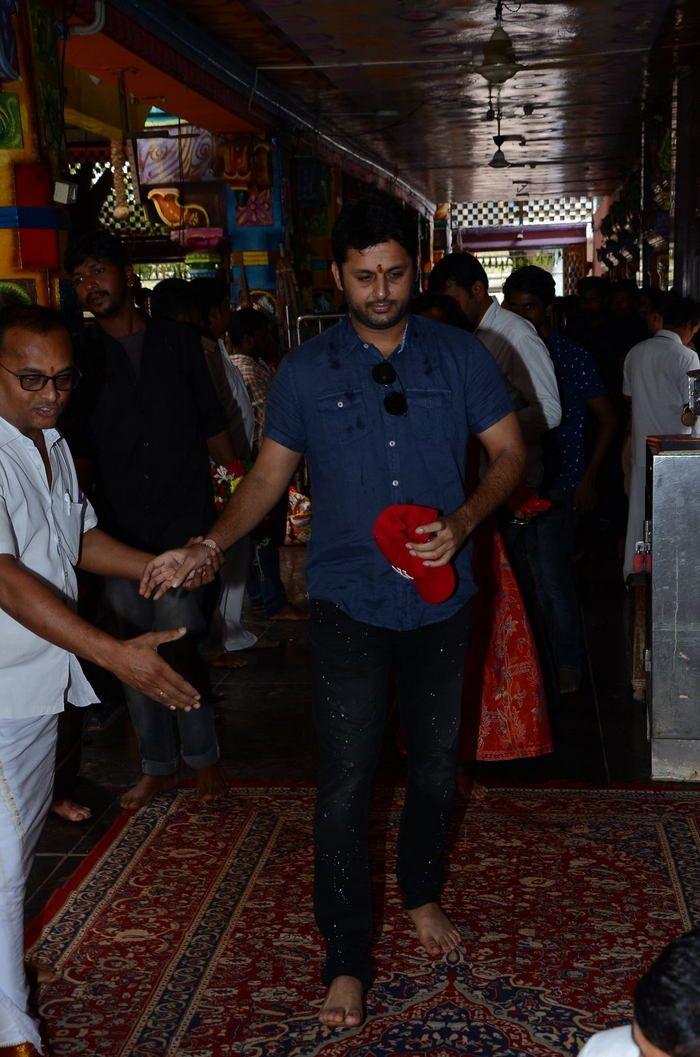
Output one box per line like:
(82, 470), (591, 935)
(0, 361), (82, 392)
(371, 362), (407, 416)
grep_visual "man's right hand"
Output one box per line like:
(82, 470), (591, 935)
(107, 627), (201, 712)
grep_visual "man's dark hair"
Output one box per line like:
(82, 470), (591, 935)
(634, 927), (700, 1057)
(576, 276), (610, 298)
(64, 231), (127, 275)
(0, 303), (68, 353)
(331, 194), (418, 268)
(149, 278), (197, 323)
(191, 277), (229, 327)
(428, 252), (489, 294)
(610, 278), (640, 297)
(229, 306), (276, 346)
(503, 265), (556, 307)
(648, 289), (700, 329)
(411, 291), (470, 329)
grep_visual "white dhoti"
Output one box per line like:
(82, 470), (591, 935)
(213, 537), (258, 652)
(0, 714), (58, 1052)
(623, 462), (646, 580)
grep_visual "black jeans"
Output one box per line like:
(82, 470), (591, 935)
(309, 598), (473, 989)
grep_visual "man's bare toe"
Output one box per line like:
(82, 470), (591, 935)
(51, 799), (92, 823)
(408, 902), (461, 958)
(319, 976), (364, 1028)
(120, 774), (177, 810)
(195, 762), (227, 801)
(26, 958), (63, 986)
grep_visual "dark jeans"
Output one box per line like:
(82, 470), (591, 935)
(309, 598), (472, 989)
(530, 492), (585, 672)
(103, 578), (219, 776)
(246, 541), (288, 617)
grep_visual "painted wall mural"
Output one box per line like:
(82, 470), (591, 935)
(137, 127), (216, 185)
(0, 90), (22, 148)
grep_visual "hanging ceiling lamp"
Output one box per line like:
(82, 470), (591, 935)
(477, 1), (523, 86)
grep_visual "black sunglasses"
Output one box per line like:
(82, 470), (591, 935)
(371, 362), (407, 416)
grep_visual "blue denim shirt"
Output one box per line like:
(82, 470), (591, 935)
(264, 315), (512, 630)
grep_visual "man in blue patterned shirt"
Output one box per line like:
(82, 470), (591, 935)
(504, 266), (617, 694)
(145, 195), (525, 1027)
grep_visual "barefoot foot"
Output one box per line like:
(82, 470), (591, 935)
(195, 762), (227, 802)
(319, 975), (364, 1028)
(26, 958), (63, 986)
(408, 902), (461, 957)
(120, 774), (177, 810)
(51, 798), (92, 823)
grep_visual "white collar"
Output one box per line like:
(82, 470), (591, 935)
(0, 415), (60, 451)
(656, 328), (683, 345)
(476, 297), (500, 333)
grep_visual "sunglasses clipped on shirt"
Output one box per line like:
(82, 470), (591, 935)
(371, 361), (407, 416)
(0, 361), (82, 392)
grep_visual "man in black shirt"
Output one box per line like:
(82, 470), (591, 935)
(64, 232), (235, 808)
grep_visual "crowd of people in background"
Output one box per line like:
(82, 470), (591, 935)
(2, 197), (700, 1054)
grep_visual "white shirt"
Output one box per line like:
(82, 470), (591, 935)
(623, 329), (700, 467)
(579, 1025), (639, 1056)
(476, 297), (562, 486)
(0, 417), (98, 718)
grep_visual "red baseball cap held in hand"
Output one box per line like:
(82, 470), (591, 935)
(373, 504), (456, 605)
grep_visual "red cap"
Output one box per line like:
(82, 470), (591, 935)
(373, 504), (456, 605)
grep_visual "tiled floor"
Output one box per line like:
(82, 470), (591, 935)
(26, 551), (652, 924)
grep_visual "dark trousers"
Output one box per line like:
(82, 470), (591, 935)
(529, 492), (584, 672)
(309, 598), (473, 988)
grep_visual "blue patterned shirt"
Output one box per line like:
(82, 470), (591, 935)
(545, 329), (607, 494)
(264, 314), (512, 630)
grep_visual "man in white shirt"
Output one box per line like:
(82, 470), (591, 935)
(622, 291), (700, 578)
(429, 252), (561, 488)
(578, 926), (700, 1057)
(0, 304), (215, 1055)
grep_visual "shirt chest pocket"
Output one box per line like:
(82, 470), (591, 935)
(315, 389), (369, 447)
(405, 388), (452, 441)
(53, 498), (85, 565)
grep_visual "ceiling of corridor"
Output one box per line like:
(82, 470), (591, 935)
(179, 0), (680, 204)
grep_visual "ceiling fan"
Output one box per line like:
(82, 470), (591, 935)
(488, 110), (527, 168)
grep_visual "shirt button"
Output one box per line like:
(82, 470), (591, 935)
(363, 343), (369, 349)
(389, 440), (396, 448)
(337, 401), (344, 408)
(392, 479), (399, 487)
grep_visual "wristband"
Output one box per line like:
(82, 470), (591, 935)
(201, 538), (222, 555)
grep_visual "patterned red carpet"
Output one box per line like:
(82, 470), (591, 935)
(28, 787), (700, 1056)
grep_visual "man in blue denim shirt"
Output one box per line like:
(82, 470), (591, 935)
(144, 196), (525, 1027)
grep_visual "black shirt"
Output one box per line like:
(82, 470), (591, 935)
(66, 318), (227, 551)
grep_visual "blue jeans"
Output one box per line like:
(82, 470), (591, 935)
(247, 542), (288, 616)
(103, 578), (219, 776)
(529, 493), (585, 672)
(309, 598), (472, 988)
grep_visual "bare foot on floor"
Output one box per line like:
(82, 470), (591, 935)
(270, 605), (308, 621)
(121, 774), (177, 810)
(26, 958), (63, 986)
(319, 975), (364, 1028)
(408, 902), (461, 957)
(196, 762), (227, 801)
(51, 798), (92, 823)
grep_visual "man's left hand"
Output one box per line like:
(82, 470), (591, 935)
(139, 544), (222, 601)
(406, 512), (472, 567)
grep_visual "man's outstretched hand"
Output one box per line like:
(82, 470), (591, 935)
(107, 627), (201, 711)
(139, 542), (223, 601)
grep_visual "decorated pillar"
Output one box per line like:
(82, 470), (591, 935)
(0, 0), (64, 307)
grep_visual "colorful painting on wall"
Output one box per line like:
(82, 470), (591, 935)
(137, 127), (216, 185)
(0, 91), (22, 148)
(0, 278), (37, 305)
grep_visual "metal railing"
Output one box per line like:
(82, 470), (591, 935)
(294, 313), (344, 347)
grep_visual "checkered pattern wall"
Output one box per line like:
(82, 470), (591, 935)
(450, 197), (594, 229)
(68, 159), (166, 238)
